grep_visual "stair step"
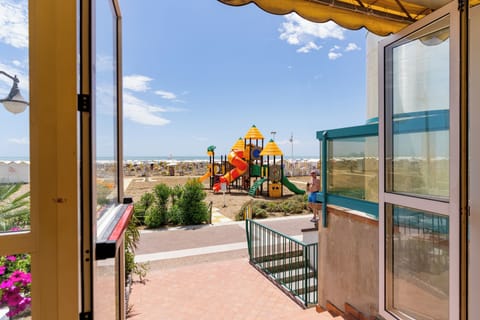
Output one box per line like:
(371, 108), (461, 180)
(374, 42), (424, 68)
(317, 311), (344, 320)
(261, 260), (305, 274)
(277, 269), (316, 284)
(253, 249), (303, 263)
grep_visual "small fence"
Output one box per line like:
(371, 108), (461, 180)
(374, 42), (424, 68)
(245, 219), (318, 307)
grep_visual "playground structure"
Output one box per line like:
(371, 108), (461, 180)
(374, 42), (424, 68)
(201, 125), (305, 198)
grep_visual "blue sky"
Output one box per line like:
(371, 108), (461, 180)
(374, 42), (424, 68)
(0, 0), (368, 159)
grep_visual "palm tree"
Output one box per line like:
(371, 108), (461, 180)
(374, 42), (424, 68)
(0, 183), (30, 232)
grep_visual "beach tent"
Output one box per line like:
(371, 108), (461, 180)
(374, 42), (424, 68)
(219, 0), (479, 35)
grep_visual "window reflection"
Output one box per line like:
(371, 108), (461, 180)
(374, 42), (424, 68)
(386, 204), (449, 320)
(386, 19), (450, 200)
(95, 0), (118, 218)
(327, 136), (378, 202)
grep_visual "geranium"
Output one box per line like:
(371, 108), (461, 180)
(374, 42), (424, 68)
(0, 254), (31, 318)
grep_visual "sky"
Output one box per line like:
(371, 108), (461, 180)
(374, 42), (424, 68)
(0, 0), (368, 160)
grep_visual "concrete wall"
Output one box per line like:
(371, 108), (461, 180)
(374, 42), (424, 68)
(317, 205), (378, 316)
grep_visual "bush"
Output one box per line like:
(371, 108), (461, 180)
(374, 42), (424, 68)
(177, 179), (208, 225)
(237, 195), (309, 220)
(144, 204), (166, 228)
(167, 205), (183, 225)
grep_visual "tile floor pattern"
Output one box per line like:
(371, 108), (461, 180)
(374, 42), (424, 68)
(128, 258), (323, 320)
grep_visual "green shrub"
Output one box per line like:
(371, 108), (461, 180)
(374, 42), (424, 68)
(144, 204), (166, 228)
(253, 208), (268, 219)
(153, 183), (170, 211)
(167, 204), (183, 225)
(178, 179), (208, 225)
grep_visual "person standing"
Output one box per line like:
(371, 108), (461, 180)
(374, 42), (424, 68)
(307, 169), (320, 222)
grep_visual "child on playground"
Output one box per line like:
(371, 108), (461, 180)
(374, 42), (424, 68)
(307, 169), (320, 222)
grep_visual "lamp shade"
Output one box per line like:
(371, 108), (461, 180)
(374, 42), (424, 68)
(0, 72), (29, 114)
(1, 91), (28, 114)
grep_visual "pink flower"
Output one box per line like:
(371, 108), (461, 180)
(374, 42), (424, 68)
(0, 265), (5, 275)
(6, 256), (16, 262)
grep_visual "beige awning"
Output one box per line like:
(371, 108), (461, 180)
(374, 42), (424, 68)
(218, 0), (478, 36)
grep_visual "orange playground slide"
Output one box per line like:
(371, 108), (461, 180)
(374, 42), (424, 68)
(213, 150), (248, 192)
(198, 171), (211, 183)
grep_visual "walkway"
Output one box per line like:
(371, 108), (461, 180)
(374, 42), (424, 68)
(128, 215), (323, 319)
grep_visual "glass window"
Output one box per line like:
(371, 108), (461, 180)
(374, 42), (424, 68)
(327, 136), (378, 202)
(385, 16), (450, 200)
(385, 203), (449, 320)
(0, 0), (30, 233)
(95, 0), (119, 219)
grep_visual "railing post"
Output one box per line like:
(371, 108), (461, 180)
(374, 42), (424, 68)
(245, 219), (252, 260)
(321, 131), (328, 227)
(303, 246), (308, 307)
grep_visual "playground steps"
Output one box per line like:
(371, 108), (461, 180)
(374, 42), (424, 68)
(248, 177), (266, 196)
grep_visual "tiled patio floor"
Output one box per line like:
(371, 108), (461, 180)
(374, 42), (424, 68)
(127, 216), (324, 319)
(128, 257), (322, 320)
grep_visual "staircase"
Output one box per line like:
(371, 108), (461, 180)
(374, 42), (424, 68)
(246, 219), (318, 307)
(252, 249), (317, 307)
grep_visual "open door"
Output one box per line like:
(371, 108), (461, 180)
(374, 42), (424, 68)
(378, 2), (461, 320)
(79, 0), (131, 319)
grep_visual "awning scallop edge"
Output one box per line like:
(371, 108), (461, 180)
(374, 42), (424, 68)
(218, 0), (458, 36)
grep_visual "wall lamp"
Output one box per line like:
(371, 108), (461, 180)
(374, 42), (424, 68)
(0, 70), (29, 114)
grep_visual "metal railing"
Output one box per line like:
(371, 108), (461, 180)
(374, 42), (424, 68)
(245, 219), (318, 307)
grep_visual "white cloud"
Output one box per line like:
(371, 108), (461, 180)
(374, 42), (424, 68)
(328, 46), (343, 60)
(0, 1), (28, 48)
(123, 92), (171, 126)
(279, 13), (345, 53)
(328, 52), (342, 60)
(154, 90), (177, 100)
(297, 41), (321, 53)
(8, 137), (28, 145)
(345, 42), (361, 51)
(123, 75), (153, 92)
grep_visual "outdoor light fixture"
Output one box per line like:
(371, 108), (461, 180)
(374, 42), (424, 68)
(0, 70), (29, 114)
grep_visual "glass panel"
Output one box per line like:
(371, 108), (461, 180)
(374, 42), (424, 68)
(95, 0), (118, 219)
(386, 204), (449, 320)
(0, 253), (31, 319)
(0, 0), (30, 233)
(327, 136), (378, 202)
(386, 16), (450, 200)
(94, 257), (117, 319)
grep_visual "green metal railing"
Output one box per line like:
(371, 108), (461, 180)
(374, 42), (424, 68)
(245, 219), (318, 307)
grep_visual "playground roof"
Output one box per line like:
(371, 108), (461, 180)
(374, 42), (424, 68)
(231, 138), (245, 151)
(261, 139), (283, 156)
(218, 0), (479, 36)
(244, 125), (265, 140)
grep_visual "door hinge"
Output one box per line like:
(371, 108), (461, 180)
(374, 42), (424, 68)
(79, 311), (93, 320)
(78, 94), (91, 112)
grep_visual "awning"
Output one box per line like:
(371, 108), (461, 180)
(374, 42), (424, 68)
(218, 0), (478, 36)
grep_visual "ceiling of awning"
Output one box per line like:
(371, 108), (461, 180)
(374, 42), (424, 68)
(218, 0), (478, 36)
